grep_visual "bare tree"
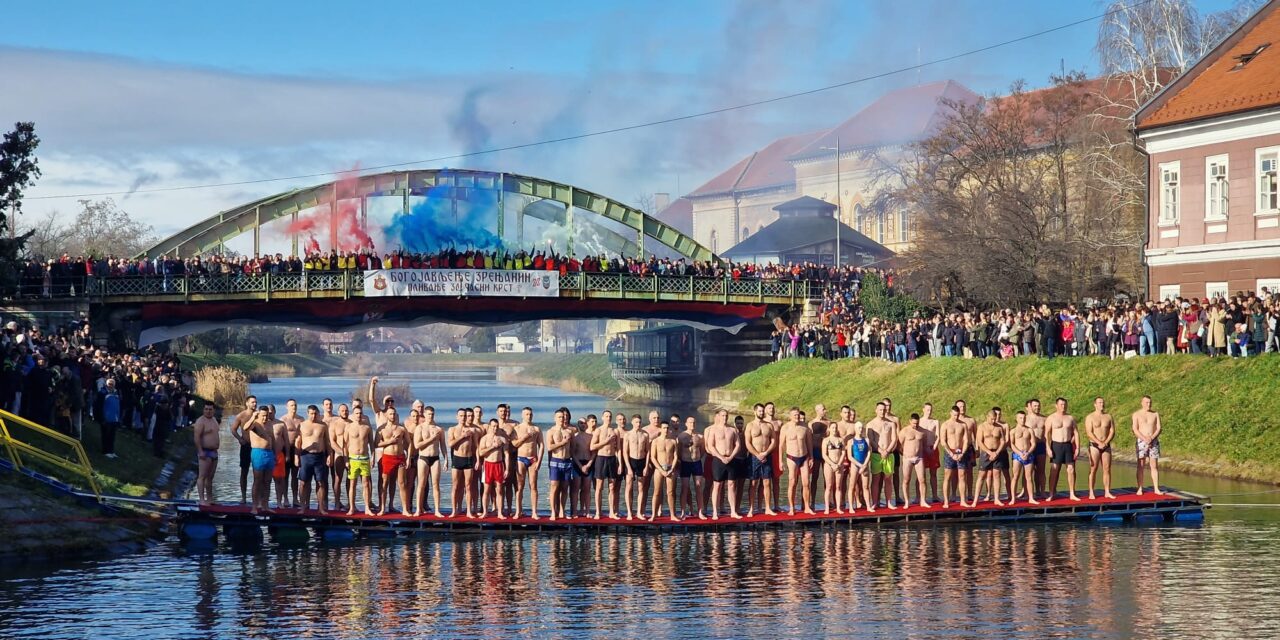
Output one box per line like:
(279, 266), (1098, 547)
(633, 193), (656, 214)
(18, 209), (73, 259)
(64, 198), (157, 257)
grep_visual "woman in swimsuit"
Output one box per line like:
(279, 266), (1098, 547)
(847, 424), (873, 512)
(821, 433), (846, 514)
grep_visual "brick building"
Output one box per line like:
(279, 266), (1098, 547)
(1135, 0), (1280, 300)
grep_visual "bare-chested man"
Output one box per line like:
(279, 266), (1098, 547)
(638, 410), (662, 512)
(1008, 411), (1039, 505)
(374, 407), (409, 516)
(367, 377), (397, 507)
(192, 401), (219, 504)
(883, 397), (903, 506)
(546, 407), (575, 521)
(866, 402), (899, 510)
(745, 404), (778, 517)
(1131, 395), (1164, 496)
(781, 407), (815, 515)
(230, 396), (259, 504)
(764, 401), (783, 511)
(1045, 397), (1081, 502)
(511, 407), (543, 519)
(621, 413), (651, 520)
(572, 415), (597, 517)
(412, 405), (445, 516)
(591, 409), (623, 519)
(295, 404), (330, 514)
(344, 406), (374, 515)
(1085, 396), (1117, 500)
(705, 409), (743, 520)
(833, 405), (860, 511)
(677, 416), (706, 519)
(327, 403), (351, 511)
(448, 408), (478, 518)
(940, 405), (972, 508)
(497, 404), (519, 515)
(975, 409), (1009, 505)
(280, 399), (303, 508)
(919, 403), (941, 503)
(809, 404), (830, 505)
(268, 405), (289, 508)
(955, 399), (978, 499)
(648, 422), (680, 521)
(1025, 399), (1048, 500)
(477, 418), (509, 519)
(245, 406), (275, 514)
(897, 414), (931, 508)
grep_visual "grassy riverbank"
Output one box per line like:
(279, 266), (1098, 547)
(497, 354), (621, 397)
(724, 355), (1280, 484)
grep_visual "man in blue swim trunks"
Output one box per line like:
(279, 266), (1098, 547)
(1008, 411), (1039, 505)
(244, 407), (276, 514)
(1025, 399), (1047, 501)
(744, 406), (778, 517)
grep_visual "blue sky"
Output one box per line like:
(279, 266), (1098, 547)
(0, 0), (1243, 244)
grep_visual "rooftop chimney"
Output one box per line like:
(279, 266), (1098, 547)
(654, 192), (671, 213)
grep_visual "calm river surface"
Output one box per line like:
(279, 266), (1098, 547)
(2, 369), (1280, 638)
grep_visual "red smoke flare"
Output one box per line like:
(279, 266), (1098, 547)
(285, 166), (376, 254)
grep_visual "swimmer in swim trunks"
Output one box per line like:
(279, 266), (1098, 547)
(898, 414), (931, 508)
(590, 410), (623, 519)
(245, 407), (275, 514)
(865, 402), (899, 510)
(295, 404), (331, 515)
(1131, 395), (1164, 496)
(511, 407), (544, 520)
(477, 418), (509, 519)
(939, 406), (972, 508)
(677, 416), (707, 519)
(745, 407), (777, 517)
(648, 422), (680, 521)
(448, 408), (479, 518)
(192, 401), (220, 504)
(230, 396), (259, 505)
(1045, 397), (1080, 502)
(620, 413), (651, 520)
(546, 408), (576, 521)
(1085, 396), (1117, 500)
(1025, 399), (1047, 500)
(343, 407), (375, 516)
(373, 408), (409, 516)
(781, 407), (815, 515)
(1008, 411), (1039, 505)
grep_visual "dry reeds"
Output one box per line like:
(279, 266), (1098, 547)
(195, 366), (250, 412)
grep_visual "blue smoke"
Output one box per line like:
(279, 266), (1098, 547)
(383, 182), (504, 253)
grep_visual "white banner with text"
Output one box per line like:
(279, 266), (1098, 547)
(363, 269), (560, 297)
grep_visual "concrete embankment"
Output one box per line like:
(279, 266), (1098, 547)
(713, 355), (1280, 485)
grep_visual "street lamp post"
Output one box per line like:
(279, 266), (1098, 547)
(821, 136), (842, 266)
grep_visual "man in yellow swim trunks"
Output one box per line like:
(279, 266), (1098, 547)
(344, 405), (375, 516)
(865, 402), (899, 510)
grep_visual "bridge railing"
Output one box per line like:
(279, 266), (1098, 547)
(81, 272), (809, 302)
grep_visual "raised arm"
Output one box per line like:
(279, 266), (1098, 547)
(367, 376), (380, 411)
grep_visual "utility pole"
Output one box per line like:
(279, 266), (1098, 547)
(821, 136), (842, 266)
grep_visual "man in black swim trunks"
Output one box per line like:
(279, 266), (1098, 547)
(1084, 396), (1117, 500)
(705, 409), (743, 520)
(447, 408), (478, 518)
(1045, 397), (1081, 502)
(230, 396), (258, 504)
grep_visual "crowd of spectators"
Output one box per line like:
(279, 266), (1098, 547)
(8, 249), (873, 299)
(774, 289), (1280, 363)
(1, 317), (194, 458)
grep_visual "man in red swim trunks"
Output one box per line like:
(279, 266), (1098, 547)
(374, 407), (410, 516)
(477, 418), (509, 519)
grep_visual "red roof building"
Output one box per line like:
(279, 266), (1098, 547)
(1136, 0), (1280, 300)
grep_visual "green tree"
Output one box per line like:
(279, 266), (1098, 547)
(860, 272), (919, 323)
(0, 122), (41, 295)
(465, 327), (496, 353)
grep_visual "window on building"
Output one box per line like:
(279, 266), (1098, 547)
(898, 210), (909, 243)
(877, 211), (885, 244)
(742, 226), (750, 240)
(1259, 148), (1279, 213)
(1158, 284), (1180, 301)
(1206, 155), (1229, 220)
(1258, 278), (1280, 297)
(709, 229), (718, 253)
(1159, 162), (1179, 224)
(1205, 282), (1228, 300)
(854, 204), (864, 231)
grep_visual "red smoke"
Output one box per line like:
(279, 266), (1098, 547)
(285, 166), (376, 254)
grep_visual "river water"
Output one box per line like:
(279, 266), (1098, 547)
(2, 369), (1279, 638)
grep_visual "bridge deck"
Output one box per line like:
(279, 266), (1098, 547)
(84, 272), (808, 306)
(177, 489), (1206, 540)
